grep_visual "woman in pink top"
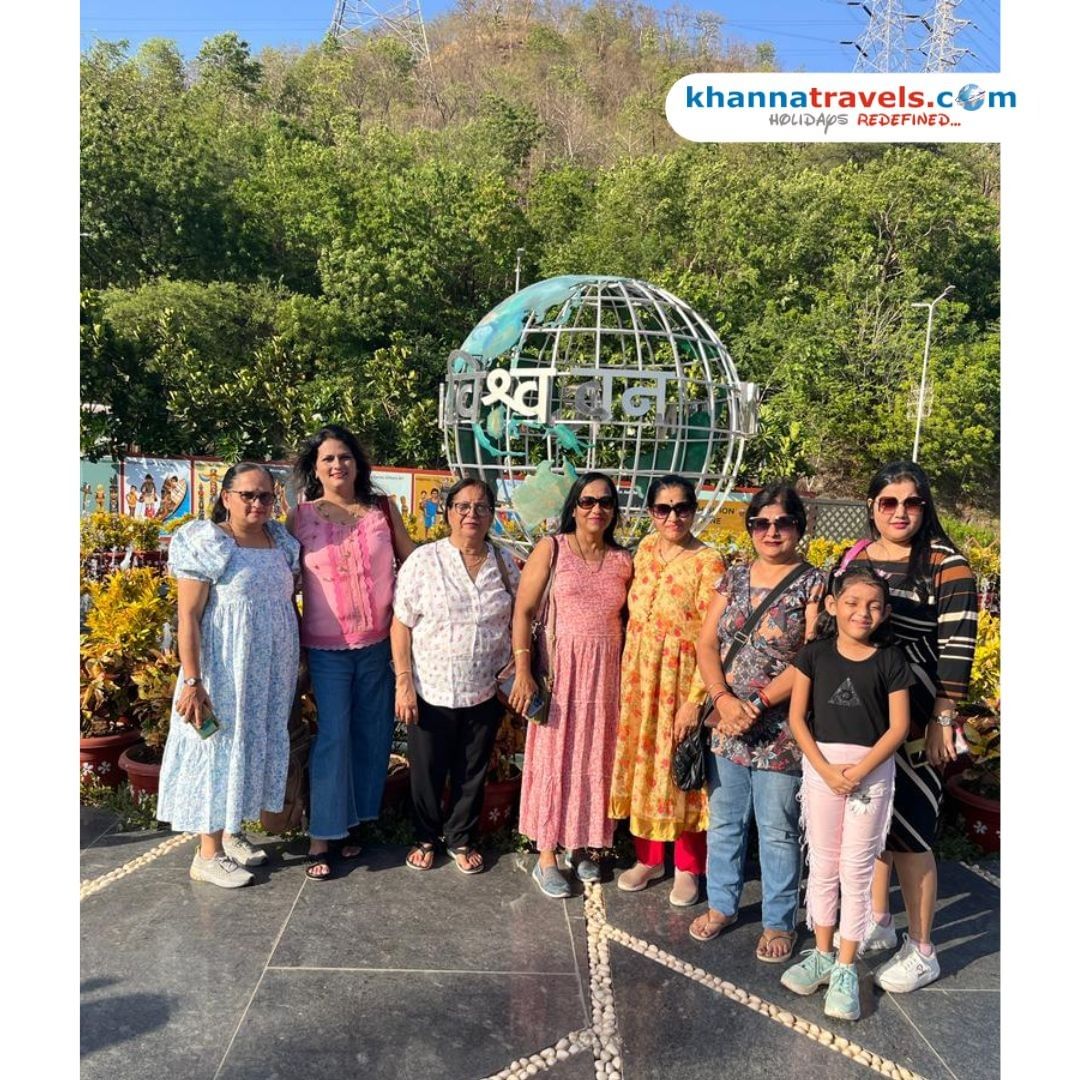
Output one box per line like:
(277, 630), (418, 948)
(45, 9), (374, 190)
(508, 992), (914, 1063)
(288, 425), (414, 880)
(509, 472), (633, 899)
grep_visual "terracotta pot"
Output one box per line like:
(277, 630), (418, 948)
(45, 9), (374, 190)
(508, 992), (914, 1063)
(119, 742), (162, 799)
(381, 753), (411, 813)
(477, 768), (522, 835)
(945, 774), (1000, 853)
(80, 729), (142, 789)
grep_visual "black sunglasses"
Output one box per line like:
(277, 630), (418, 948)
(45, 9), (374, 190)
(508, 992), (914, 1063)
(231, 490), (275, 506)
(875, 496), (927, 514)
(649, 502), (695, 519)
(577, 495), (616, 511)
(748, 515), (799, 535)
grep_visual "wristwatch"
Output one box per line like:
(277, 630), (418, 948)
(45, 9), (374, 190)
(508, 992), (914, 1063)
(934, 709), (957, 727)
(183, 676), (202, 687)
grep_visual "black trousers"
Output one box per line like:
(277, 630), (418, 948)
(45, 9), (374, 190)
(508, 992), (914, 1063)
(407, 693), (503, 849)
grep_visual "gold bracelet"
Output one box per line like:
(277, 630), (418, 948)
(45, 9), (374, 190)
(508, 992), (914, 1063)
(514, 648), (531, 656)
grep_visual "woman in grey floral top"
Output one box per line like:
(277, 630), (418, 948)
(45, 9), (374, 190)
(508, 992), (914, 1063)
(689, 484), (825, 963)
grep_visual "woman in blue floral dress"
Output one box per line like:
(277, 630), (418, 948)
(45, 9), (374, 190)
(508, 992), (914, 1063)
(689, 484), (825, 962)
(157, 463), (301, 888)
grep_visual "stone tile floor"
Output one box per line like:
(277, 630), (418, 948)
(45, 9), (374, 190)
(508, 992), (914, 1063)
(80, 809), (999, 1080)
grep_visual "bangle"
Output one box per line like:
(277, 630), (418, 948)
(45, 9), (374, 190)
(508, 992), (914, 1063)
(757, 688), (773, 709)
(514, 648), (531, 657)
(711, 688), (732, 703)
(395, 670), (412, 679)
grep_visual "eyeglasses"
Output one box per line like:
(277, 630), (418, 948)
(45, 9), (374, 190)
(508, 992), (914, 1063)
(230, 490), (275, 506)
(577, 495), (616, 511)
(450, 502), (492, 516)
(874, 496), (927, 514)
(747, 515), (799, 535)
(649, 502), (695, 519)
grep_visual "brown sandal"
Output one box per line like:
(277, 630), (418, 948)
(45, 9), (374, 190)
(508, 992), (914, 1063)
(688, 909), (738, 942)
(756, 929), (796, 964)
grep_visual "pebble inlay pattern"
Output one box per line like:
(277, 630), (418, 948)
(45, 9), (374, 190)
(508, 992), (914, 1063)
(79, 832), (196, 900)
(960, 861), (1000, 888)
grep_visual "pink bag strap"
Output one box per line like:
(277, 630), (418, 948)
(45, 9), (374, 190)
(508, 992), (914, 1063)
(838, 538), (872, 573)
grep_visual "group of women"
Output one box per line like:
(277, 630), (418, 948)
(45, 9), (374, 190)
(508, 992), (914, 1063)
(156, 427), (977, 999)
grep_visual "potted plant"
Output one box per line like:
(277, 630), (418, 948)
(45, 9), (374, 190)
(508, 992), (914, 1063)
(127, 516), (167, 570)
(478, 709), (526, 835)
(945, 610), (1001, 853)
(80, 512), (131, 580)
(120, 648), (181, 797)
(79, 568), (176, 790)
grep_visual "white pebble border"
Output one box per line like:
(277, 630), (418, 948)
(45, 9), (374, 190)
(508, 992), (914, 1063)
(960, 861), (999, 888)
(601, 923), (928, 1080)
(80, 832), (196, 900)
(481, 881), (622, 1080)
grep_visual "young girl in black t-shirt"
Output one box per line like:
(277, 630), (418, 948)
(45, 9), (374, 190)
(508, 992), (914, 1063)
(779, 565), (913, 1021)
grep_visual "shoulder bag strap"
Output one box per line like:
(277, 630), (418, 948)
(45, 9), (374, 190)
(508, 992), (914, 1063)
(837, 538), (872, 574)
(722, 561), (813, 674)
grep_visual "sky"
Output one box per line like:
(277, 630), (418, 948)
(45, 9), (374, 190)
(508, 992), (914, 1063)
(79, 0), (1000, 73)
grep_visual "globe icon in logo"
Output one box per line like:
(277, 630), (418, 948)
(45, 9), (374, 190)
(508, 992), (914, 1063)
(956, 83), (986, 111)
(440, 275), (759, 554)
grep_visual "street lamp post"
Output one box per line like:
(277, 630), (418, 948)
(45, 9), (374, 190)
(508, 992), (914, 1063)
(910, 285), (954, 462)
(514, 248), (525, 293)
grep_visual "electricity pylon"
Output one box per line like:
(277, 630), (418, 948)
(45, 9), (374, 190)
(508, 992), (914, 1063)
(329, 1), (431, 67)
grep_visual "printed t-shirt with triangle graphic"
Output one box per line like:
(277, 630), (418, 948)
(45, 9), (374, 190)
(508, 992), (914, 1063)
(792, 638), (915, 747)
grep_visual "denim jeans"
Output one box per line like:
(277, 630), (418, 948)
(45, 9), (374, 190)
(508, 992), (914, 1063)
(705, 751), (802, 931)
(307, 639), (394, 840)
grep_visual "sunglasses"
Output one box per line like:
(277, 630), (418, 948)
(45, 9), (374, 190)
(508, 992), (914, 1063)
(450, 501), (492, 516)
(649, 502), (695, 519)
(747, 515), (799, 535)
(875, 496), (927, 514)
(577, 495), (616, 511)
(230, 490), (275, 506)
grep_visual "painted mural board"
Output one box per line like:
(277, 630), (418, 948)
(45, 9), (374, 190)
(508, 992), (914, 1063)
(411, 471), (454, 538)
(371, 469), (415, 519)
(120, 457), (193, 526)
(80, 459), (120, 517)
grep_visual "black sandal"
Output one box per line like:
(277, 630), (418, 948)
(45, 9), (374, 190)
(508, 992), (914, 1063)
(331, 837), (362, 861)
(305, 850), (333, 881)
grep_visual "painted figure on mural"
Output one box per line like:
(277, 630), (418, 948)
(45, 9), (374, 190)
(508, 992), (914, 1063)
(108, 477), (119, 513)
(198, 485), (206, 519)
(81, 482), (92, 514)
(140, 474), (158, 519)
(127, 484), (139, 517)
(95, 484), (106, 512)
(273, 478), (290, 518)
(423, 490), (440, 535)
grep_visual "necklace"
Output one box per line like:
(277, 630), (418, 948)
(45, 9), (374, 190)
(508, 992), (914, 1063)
(570, 535), (607, 573)
(656, 539), (693, 566)
(316, 498), (366, 523)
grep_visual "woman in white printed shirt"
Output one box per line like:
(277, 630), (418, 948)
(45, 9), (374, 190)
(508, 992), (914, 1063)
(390, 477), (520, 874)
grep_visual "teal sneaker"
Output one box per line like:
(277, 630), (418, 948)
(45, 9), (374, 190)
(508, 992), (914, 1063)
(824, 962), (861, 1021)
(780, 949), (837, 996)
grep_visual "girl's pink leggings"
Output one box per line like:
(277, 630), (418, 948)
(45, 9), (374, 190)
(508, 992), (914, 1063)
(801, 743), (895, 943)
(634, 830), (707, 874)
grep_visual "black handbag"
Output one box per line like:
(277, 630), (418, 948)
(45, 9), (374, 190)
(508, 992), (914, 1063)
(671, 561), (814, 792)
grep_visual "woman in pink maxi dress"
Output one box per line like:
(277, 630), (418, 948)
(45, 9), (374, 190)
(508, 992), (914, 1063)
(510, 473), (633, 898)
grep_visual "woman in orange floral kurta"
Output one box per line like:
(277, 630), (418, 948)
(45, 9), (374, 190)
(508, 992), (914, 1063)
(609, 476), (726, 907)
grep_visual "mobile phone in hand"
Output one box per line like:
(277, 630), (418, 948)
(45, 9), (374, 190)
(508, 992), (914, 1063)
(196, 707), (220, 739)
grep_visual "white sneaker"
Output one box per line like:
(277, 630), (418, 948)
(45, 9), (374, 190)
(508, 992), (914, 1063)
(190, 851), (254, 889)
(223, 831), (269, 867)
(873, 934), (941, 992)
(834, 917), (898, 957)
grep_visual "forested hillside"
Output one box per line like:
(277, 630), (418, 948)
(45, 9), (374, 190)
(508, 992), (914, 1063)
(80, 0), (999, 511)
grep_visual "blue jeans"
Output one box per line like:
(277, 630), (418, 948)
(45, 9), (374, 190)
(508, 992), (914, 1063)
(307, 639), (394, 840)
(705, 752), (802, 931)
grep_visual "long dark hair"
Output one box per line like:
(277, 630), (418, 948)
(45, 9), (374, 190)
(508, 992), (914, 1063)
(292, 424), (374, 504)
(211, 462), (275, 524)
(556, 471), (623, 548)
(866, 460), (956, 598)
(812, 563), (894, 645)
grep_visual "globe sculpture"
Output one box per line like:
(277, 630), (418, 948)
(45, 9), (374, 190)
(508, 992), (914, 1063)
(440, 275), (759, 555)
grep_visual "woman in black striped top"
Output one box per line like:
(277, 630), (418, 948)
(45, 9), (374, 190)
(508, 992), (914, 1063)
(844, 461), (977, 994)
